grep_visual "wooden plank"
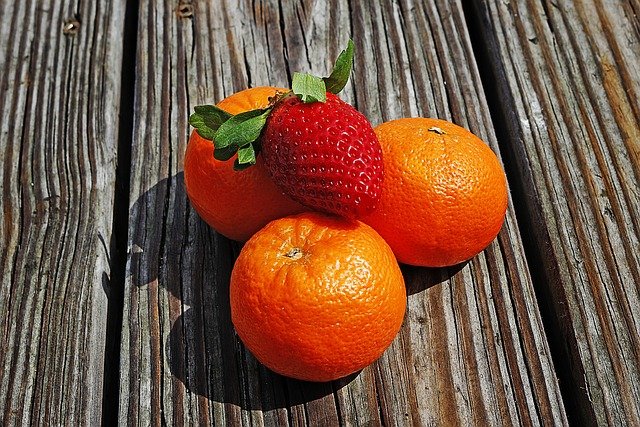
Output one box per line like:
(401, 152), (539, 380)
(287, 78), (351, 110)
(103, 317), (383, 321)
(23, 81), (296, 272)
(0, 0), (125, 425)
(119, 0), (567, 424)
(467, 0), (640, 425)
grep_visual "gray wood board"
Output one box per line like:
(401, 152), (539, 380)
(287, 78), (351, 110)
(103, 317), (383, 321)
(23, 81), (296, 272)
(468, 0), (640, 425)
(118, 0), (566, 425)
(0, 0), (125, 425)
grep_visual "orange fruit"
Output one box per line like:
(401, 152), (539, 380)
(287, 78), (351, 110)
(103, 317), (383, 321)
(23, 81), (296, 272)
(230, 212), (407, 382)
(184, 86), (306, 241)
(363, 118), (508, 267)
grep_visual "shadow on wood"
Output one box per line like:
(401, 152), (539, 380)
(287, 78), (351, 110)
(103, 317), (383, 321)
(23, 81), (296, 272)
(166, 307), (358, 409)
(128, 172), (356, 411)
(402, 263), (467, 296)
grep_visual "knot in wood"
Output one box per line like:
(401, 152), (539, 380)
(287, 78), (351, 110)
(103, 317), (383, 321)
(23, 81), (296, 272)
(62, 18), (80, 35)
(176, 3), (194, 18)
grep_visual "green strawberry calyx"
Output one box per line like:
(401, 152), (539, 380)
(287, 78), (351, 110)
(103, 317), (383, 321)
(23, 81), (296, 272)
(188, 39), (355, 170)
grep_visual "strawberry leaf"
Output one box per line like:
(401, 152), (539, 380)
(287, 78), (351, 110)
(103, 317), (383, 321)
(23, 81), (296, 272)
(213, 144), (237, 161)
(323, 39), (354, 94)
(189, 105), (232, 140)
(234, 144), (257, 170)
(292, 72), (326, 103)
(214, 108), (270, 149)
(212, 108), (270, 162)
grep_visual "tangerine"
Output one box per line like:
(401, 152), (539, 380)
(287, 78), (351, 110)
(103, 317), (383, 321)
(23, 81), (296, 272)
(184, 87), (306, 241)
(230, 212), (407, 382)
(363, 118), (508, 267)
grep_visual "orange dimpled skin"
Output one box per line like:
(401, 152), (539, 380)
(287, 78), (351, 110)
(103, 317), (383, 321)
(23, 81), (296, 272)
(364, 118), (508, 267)
(230, 212), (407, 382)
(184, 87), (306, 241)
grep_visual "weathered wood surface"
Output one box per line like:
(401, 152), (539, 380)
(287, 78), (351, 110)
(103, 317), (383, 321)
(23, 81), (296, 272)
(118, 0), (567, 425)
(0, 0), (125, 425)
(467, 0), (640, 425)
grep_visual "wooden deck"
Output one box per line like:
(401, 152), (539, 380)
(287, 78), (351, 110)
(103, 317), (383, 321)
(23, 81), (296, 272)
(1, 0), (638, 425)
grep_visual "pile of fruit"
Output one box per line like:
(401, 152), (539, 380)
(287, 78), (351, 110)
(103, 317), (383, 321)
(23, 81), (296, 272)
(185, 40), (508, 382)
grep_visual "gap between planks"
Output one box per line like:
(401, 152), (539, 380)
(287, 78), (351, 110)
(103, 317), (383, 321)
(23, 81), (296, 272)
(101, 0), (140, 424)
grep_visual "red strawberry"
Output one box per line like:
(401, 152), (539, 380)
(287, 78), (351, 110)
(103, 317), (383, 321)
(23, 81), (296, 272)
(187, 39), (382, 219)
(261, 92), (383, 218)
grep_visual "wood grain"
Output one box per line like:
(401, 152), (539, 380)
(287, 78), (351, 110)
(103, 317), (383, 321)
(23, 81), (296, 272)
(118, 0), (567, 425)
(467, 0), (640, 424)
(0, 0), (125, 425)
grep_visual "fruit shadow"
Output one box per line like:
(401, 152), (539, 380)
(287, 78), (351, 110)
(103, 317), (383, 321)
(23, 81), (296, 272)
(128, 172), (353, 411)
(402, 262), (468, 296)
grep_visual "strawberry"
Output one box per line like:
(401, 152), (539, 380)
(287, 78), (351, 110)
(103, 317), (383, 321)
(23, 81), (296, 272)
(188, 39), (383, 219)
(261, 92), (383, 218)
